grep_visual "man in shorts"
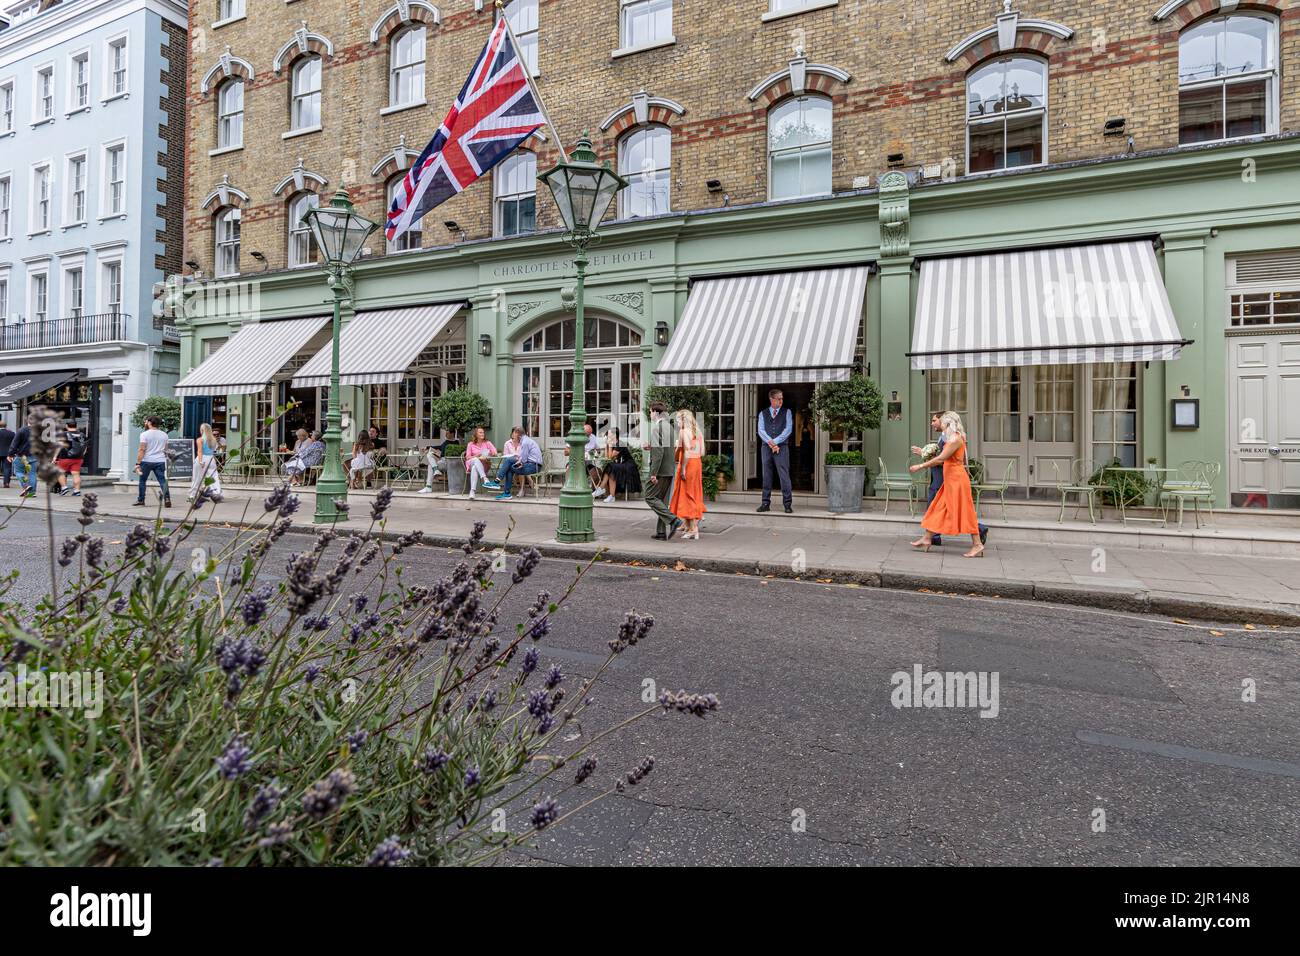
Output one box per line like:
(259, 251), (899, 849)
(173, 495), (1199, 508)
(56, 421), (88, 496)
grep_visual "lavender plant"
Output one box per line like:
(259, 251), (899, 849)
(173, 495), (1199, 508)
(0, 409), (718, 865)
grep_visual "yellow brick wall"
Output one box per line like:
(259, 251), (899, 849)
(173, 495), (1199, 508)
(184, 0), (1300, 273)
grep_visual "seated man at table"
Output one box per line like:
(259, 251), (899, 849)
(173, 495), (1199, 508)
(494, 426), (543, 500)
(418, 437), (452, 494)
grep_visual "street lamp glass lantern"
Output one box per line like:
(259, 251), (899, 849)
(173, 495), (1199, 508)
(539, 135), (628, 237)
(303, 187), (379, 266)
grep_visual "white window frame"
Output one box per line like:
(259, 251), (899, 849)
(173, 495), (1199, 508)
(762, 0), (839, 22)
(29, 270), (49, 323)
(99, 257), (124, 315)
(215, 207), (241, 277)
(617, 0), (674, 55)
(964, 56), (1048, 175)
(33, 63), (55, 124)
(0, 173), (11, 239)
(499, 0), (539, 77)
(493, 151), (537, 238)
(31, 161), (53, 233)
(1, 80), (14, 135)
(617, 125), (671, 218)
(0, 276), (8, 322)
(388, 25), (426, 110)
(104, 34), (129, 100)
(65, 151), (88, 225)
(217, 77), (244, 149)
(101, 141), (126, 218)
(287, 192), (319, 268)
(1177, 13), (1279, 147)
(767, 94), (832, 201)
(290, 55), (322, 132)
(67, 49), (91, 113)
(63, 264), (84, 318)
(215, 0), (246, 26)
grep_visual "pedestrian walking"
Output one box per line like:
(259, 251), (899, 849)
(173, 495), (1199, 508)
(55, 421), (87, 496)
(0, 421), (15, 488)
(133, 416), (172, 508)
(909, 411), (984, 558)
(494, 426), (543, 499)
(463, 426), (498, 499)
(757, 387), (794, 513)
(669, 409), (706, 539)
(643, 401), (681, 540)
(911, 413), (987, 549)
(188, 422), (225, 501)
(7, 421), (36, 498)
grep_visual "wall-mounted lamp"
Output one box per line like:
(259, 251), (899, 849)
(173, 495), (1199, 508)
(184, 259), (201, 271)
(478, 333), (493, 357)
(1103, 117), (1127, 136)
(445, 220), (466, 242)
(706, 179), (723, 192)
(654, 321), (669, 347)
(886, 152), (905, 168)
(250, 250), (269, 271)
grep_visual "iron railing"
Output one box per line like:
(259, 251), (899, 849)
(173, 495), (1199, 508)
(0, 312), (127, 351)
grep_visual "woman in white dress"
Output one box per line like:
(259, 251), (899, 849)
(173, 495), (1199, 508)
(187, 422), (223, 501)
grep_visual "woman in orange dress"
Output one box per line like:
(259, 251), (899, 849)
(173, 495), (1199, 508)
(669, 409), (706, 539)
(909, 411), (984, 558)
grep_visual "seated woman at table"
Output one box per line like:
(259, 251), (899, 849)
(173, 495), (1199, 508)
(285, 430), (325, 485)
(594, 428), (642, 503)
(463, 426), (499, 499)
(348, 433), (375, 490)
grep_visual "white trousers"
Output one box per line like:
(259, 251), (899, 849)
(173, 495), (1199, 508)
(189, 456), (222, 499)
(467, 458), (487, 493)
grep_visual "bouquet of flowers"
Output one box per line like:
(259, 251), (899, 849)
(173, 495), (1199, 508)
(921, 442), (939, 460)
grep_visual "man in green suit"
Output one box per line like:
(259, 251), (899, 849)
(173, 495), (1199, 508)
(643, 401), (681, 540)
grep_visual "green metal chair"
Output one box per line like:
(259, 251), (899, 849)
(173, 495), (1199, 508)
(1160, 460), (1219, 528)
(973, 460), (1015, 521)
(875, 456), (920, 516)
(1052, 458), (1102, 524)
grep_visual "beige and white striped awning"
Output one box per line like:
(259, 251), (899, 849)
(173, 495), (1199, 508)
(175, 315), (329, 396)
(291, 303), (465, 388)
(653, 266), (870, 385)
(909, 239), (1190, 370)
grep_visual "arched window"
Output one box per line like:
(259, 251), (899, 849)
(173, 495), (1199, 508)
(287, 192), (319, 267)
(494, 151), (536, 237)
(966, 56), (1046, 173)
(1178, 14), (1277, 144)
(618, 125), (671, 218)
(387, 177), (421, 252)
(215, 207), (241, 277)
(217, 78), (244, 149)
(290, 55), (322, 131)
(389, 26), (426, 108)
(768, 95), (831, 200)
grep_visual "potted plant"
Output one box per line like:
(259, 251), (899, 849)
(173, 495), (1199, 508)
(1089, 458), (1153, 507)
(430, 389), (491, 496)
(807, 375), (884, 513)
(701, 454), (734, 501)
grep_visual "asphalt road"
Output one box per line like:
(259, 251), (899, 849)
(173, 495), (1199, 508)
(2, 505), (1298, 866)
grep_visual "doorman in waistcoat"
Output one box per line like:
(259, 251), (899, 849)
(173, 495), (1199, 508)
(757, 388), (794, 513)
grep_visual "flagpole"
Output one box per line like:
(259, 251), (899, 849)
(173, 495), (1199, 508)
(495, 0), (568, 160)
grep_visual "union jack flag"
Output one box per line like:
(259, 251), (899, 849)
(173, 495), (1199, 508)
(386, 17), (546, 243)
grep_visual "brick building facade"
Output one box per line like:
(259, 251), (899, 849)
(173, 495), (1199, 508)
(182, 0), (1300, 273)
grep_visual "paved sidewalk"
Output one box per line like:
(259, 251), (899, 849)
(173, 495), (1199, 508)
(14, 484), (1300, 625)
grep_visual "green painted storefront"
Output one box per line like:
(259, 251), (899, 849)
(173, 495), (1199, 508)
(176, 134), (1300, 507)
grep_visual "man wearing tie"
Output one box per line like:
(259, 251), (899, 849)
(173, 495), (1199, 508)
(757, 388), (793, 513)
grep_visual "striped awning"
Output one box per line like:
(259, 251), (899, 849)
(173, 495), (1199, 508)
(654, 266), (870, 385)
(291, 303), (464, 388)
(175, 315), (329, 396)
(909, 240), (1190, 370)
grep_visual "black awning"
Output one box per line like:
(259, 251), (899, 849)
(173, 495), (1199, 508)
(0, 370), (81, 405)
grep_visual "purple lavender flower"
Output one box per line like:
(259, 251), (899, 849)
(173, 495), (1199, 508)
(658, 690), (721, 717)
(302, 768), (355, 820)
(420, 748), (450, 774)
(575, 756), (597, 784)
(240, 585), (272, 627)
(257, 821), (294, 848)
(347, 729), (369, 754)
(544, 664), (563, 690)
(216, 733), (253, 780)
(520, 646), (539, 675)
(263, 484), (290, 513)
(332, 498), (350, 515)
(530, 798), (559, 830)
(244, 781), (286, 829)
(371, 487), (394, 520)
(367, 836), (411, 867)
(512, 547), (541, 583)
(463, 766), (480, 788)
(303, 664), (323, 684)
(57, 537), (79, 568)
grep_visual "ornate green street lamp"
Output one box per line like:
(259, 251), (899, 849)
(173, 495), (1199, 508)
(301, 186), (379, 524)
(538, 135), (628, 543)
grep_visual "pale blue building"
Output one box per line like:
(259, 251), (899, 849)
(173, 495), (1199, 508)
(0, 0), (186, 477)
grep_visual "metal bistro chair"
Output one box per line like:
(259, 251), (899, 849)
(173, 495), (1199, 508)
(541, 448), (569, 497)
(1160, 460), (1220, 528)
(388, 450), (423, 491)
(973, 460), (1015, 521)
(875, 457), (920, 516)
(1052, 458), (1103, 525)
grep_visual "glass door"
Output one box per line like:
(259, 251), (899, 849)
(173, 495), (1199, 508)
(979, 366), (1024, 489)
(1028, 364), (1078, 486)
